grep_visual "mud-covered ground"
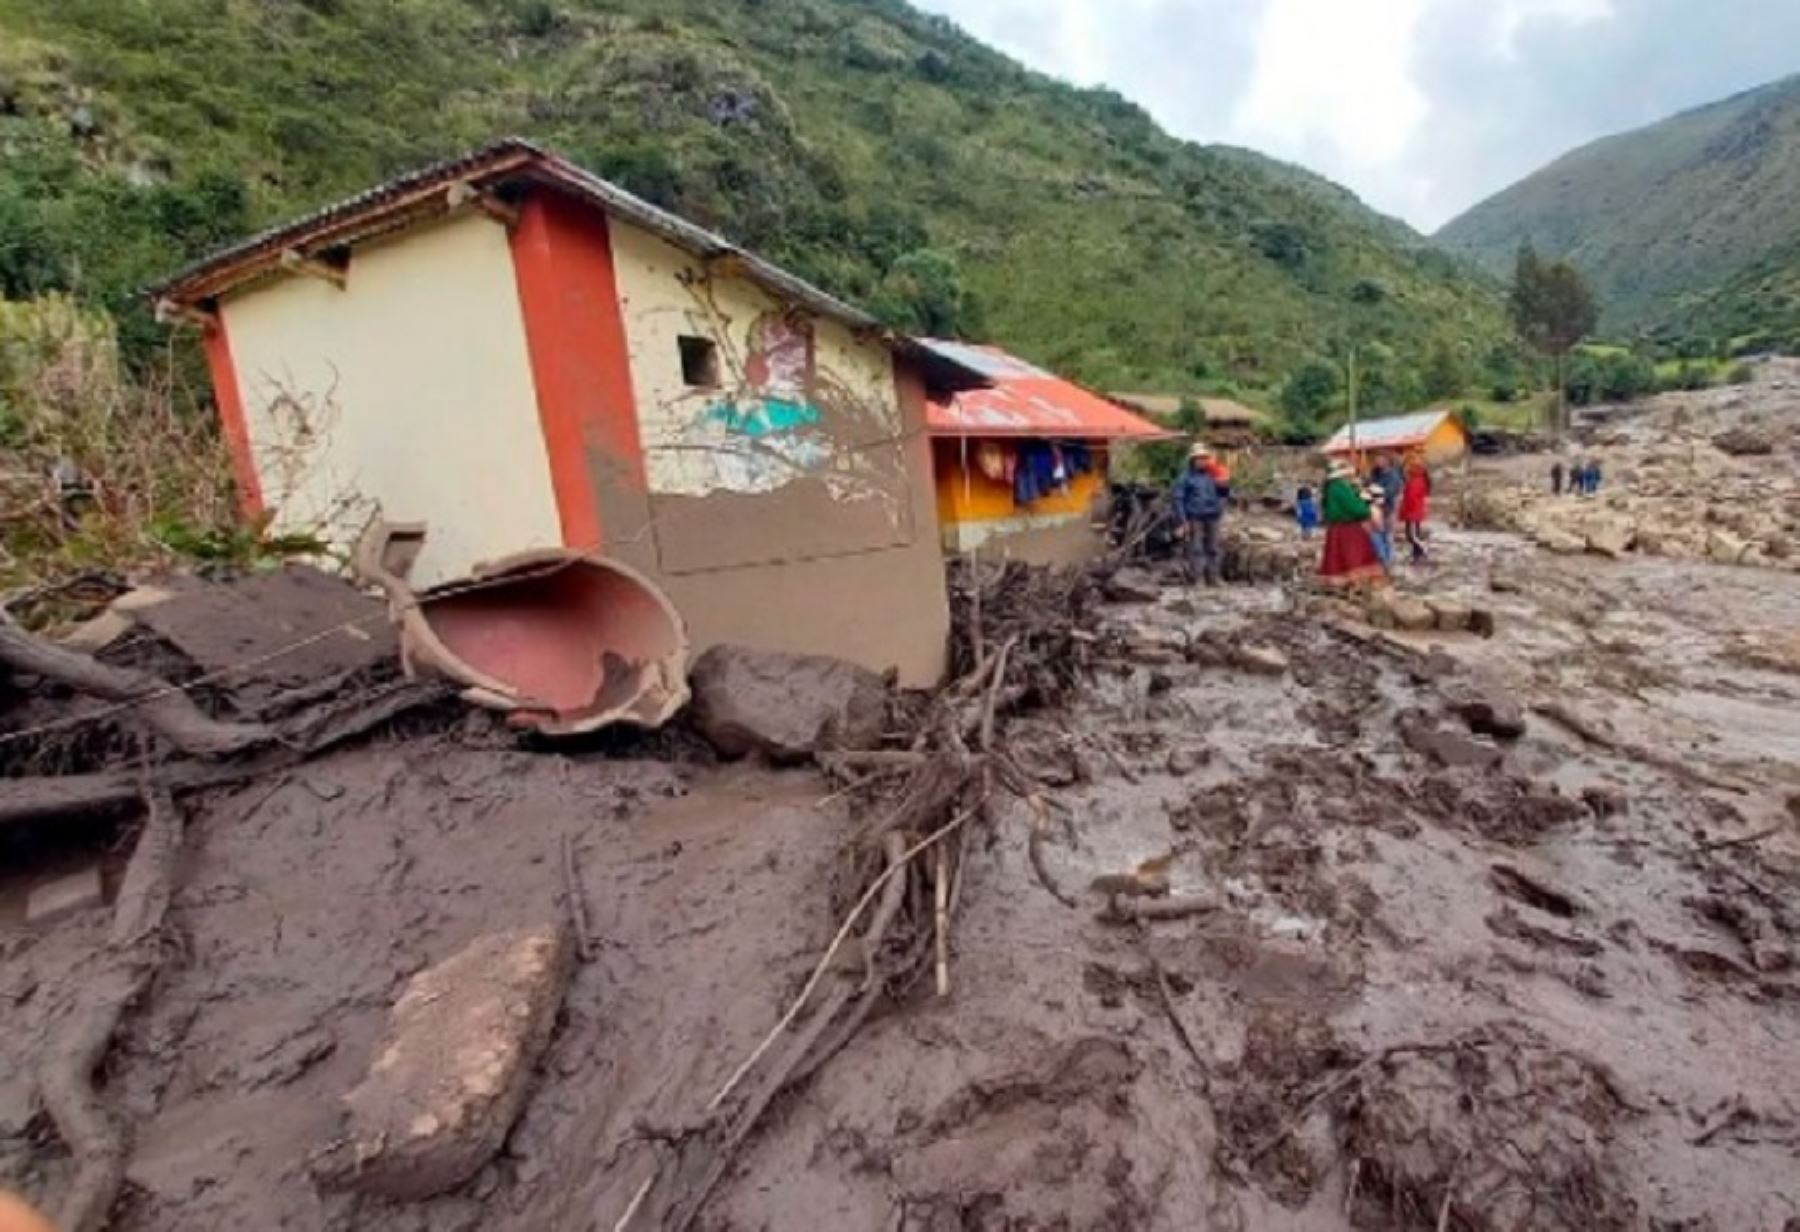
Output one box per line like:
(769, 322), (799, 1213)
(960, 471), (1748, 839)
(5, 497), (1800, 1227)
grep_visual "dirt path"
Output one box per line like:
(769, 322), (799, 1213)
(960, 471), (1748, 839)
(4, 528), (1799, 1230)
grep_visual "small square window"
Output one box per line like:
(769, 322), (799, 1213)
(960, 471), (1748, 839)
(679, 335), (721, 387)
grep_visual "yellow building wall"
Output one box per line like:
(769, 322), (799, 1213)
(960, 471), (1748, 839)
(219, 212), (561, 588)
(933, 440), (1108, 562)
(1422, 417), (1468, 464)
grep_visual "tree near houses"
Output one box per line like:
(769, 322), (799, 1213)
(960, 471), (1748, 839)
(1509, 242), (1599, 432)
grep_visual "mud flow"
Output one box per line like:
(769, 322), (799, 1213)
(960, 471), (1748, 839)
(3, 370), (1800, 1231)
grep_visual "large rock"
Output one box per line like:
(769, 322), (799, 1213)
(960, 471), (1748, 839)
(1367, 588), (1436, 632)
(1534, 528), (1587, 556)
(324, 924), (572, 1200)
(688, 644), (887, 762)
(1450, 693), (1527, 741)
(1707, 530), (1750, 565)
(1401, 719), (1504, 771)
(1712, 427), (1774, 456)
(1424, 597), (1473, 632)
(1582, 517), (1635, 558)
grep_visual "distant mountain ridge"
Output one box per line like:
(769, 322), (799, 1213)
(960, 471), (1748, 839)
(1436, 73), (1800, 338)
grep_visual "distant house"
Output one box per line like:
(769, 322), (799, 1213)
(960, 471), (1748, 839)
(921, 341), (1168, 563)
(1322, 409), (1468, 467)
(1109, 392), (1268, 445)
(151, 139), (950, 684)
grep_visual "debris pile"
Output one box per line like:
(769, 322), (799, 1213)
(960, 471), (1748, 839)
(3, 463), (1800, 1231)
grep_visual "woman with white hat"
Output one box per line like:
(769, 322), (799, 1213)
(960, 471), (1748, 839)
(1317, 459), (1386, 586)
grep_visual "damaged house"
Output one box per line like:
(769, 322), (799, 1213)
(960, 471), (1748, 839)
(152, 138), (951, 690)
(919, 340), (1167, 563)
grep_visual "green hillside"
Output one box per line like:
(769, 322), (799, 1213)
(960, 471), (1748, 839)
(1652, 235), (1800, 354)
(1436, 73), (1800, 333)
(0, 0), (1505, 401)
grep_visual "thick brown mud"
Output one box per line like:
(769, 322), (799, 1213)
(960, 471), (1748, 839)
(4, 521), (1800, 1229)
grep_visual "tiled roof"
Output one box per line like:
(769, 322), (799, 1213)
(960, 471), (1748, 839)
(920, 340), (1171, 440)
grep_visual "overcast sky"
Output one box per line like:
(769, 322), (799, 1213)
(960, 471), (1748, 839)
(910, 0), (1800, 232)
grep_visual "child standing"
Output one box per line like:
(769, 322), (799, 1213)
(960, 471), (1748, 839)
(1363, 486), (1394, 572)
(1294, 485), (1319, 539)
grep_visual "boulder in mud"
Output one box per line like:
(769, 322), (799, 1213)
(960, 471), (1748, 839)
(1534, 528), (1587, 556)
(1366, 588), (1435, 632)
(1451, 695), (1526, 741)
(1401, 718), (1503, 770)
(1707, 530), (1750, 564)
(1583, 517), (1635, 558)
(321, 924), (572, 1200)
(687, 644), (886, 762)
(1232, 643), (1289, 676)
(1424, 596), (1473, 632)
(1103, 567), (1162, 603)
(1712, 426), (1774, 456)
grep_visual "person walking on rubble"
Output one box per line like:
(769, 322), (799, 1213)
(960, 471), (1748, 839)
(1399, 453), (1432, 564)
(1552, 460), (1565, 496)
(1317, 460), (1385, 587)
(1174, 442), (1230, 586)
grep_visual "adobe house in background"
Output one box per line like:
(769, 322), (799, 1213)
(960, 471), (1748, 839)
(151, 139), (953, 685)
(920, 340), (1167, 564)
(1322, 408), (1469, 470)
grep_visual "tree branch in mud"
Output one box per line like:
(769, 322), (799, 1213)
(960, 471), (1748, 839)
(0, 615), (272, 758)
(0, 681), (451, 834)
(37, 771), (184, 1232)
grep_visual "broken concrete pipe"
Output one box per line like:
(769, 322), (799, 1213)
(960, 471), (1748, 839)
(356, 523), (689, 735)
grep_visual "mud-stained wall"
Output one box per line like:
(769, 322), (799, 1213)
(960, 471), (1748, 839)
(597, 216), (948, 685)
(218, 213), (561, 588)
(608, 221), (912, 574)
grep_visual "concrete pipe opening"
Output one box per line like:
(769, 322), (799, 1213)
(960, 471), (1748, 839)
(358, 526), (689, 735)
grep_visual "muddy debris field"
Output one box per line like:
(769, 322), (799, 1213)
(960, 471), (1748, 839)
(3, 506), (1800, 1231)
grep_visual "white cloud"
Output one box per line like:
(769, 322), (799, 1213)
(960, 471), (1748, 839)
(912, 0), (1791, 231)
(1231, 0), (1431, 167)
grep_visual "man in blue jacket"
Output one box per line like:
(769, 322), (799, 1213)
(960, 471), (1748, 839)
(1173, 443), (1230, 585)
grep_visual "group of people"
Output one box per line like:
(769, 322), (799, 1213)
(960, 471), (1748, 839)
(1171, 442), (1432, 588)
(1551, 458), (1603, 496)
(1299, 453), (1432, 585)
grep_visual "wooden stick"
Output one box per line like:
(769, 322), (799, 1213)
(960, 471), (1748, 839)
(706, 806), (976, 1113)
(562, 833), (597, 963)
(967, 545), (985, 675)
(978, 636), (1017, 753)
(933, 841), (950, 997)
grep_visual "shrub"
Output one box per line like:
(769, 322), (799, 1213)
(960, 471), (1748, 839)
(0, 294), (309, 598)
(1726, 361), (1755, 385)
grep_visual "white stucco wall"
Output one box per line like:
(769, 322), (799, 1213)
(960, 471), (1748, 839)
(219, 212), (560, 588)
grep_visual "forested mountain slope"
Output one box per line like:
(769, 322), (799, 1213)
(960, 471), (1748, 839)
(0, 0), (1505, 395)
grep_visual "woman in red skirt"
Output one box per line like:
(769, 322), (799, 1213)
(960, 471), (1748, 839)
(1318, 460), (1386, 586)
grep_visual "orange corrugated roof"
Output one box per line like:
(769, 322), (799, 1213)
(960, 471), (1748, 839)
(921, 340), (1171, 440)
